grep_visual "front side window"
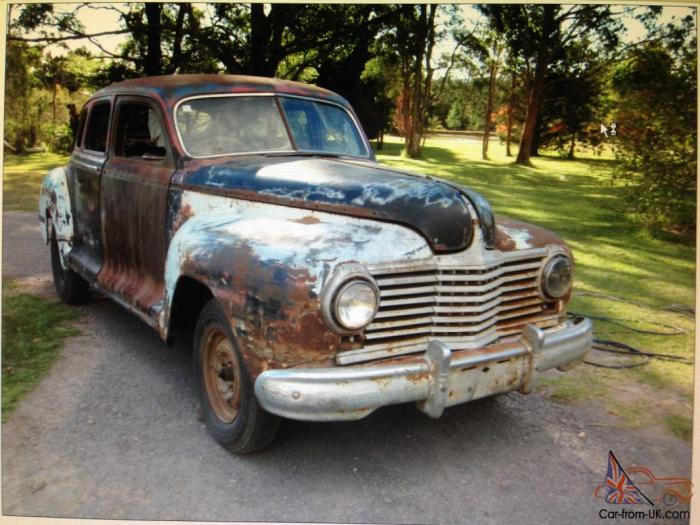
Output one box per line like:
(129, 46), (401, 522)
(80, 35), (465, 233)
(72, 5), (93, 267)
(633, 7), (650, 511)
(84, 101), (111, 153)
(115, 102), (167, 159)
(175, 95), (367, 158)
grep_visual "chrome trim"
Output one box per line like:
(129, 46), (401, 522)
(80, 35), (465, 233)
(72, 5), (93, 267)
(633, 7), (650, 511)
(172, 93), (371, 160)
(255, 317), (594, 421)
(336, 245), (567, 365)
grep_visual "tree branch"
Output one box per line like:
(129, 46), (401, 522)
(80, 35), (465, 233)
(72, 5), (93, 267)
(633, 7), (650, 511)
(8, 29), (130, 43)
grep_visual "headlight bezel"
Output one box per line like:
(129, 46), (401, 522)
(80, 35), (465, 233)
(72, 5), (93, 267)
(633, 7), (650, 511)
(321, 264), (379, 334)
(539, 253), (573, 300)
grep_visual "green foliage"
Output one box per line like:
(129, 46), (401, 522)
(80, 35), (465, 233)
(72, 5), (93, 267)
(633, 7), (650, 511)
(612, 41), (697, 237)
(4, 41), (42, 151)
(4, 43), (95, 152)
(2, 283), (80, 420)
(42, 123), (74, 154)
(537, 41), (608, 157)
(446, 102), (464, 130)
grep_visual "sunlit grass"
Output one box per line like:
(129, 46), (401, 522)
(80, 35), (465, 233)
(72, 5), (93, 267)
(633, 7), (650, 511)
(3, 152), (69, 211)
(376, 135), (695, 404)
(2, 281), (81, 421)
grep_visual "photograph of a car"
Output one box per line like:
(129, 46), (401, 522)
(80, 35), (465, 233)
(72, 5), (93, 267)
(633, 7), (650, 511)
(39, 74), (593, 452)
(2, 2), (695, 524)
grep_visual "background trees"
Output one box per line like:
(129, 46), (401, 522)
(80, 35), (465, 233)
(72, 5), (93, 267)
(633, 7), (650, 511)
(4, 2), (696, 237)
(611, 13), (696, 237)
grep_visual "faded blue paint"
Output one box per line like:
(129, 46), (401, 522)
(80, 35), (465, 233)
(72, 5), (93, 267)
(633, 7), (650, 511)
(179, 156), (475, 253)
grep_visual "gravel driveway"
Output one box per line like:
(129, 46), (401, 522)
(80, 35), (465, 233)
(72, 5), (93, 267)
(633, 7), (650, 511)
(2, 211), (691, 524)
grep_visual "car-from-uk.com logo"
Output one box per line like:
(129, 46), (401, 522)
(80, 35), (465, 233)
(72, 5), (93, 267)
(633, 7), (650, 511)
(594, 451), (692, 520)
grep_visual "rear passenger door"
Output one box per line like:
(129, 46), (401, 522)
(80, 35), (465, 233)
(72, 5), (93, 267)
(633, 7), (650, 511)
(68, 97), (111, 278)
(98, 95), (176, 319)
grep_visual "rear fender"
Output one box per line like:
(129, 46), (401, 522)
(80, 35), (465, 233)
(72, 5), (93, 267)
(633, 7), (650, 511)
(38, 167), (74, 262)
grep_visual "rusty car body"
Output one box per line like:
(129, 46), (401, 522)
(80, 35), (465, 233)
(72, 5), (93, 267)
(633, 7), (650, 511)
(39, 74), (593, 452)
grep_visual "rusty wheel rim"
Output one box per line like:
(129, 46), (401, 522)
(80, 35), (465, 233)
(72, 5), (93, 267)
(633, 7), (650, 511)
(202, 328), (242, 424)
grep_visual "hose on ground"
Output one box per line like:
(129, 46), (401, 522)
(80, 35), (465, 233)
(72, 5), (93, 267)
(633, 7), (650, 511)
(568, 292), (693, 369)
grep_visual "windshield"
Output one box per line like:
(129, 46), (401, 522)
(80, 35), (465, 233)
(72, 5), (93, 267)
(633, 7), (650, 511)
(175, 95), (368, 158)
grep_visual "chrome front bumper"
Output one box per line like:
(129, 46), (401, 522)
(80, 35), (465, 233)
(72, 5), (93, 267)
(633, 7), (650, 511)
(255, 317), (593, 421)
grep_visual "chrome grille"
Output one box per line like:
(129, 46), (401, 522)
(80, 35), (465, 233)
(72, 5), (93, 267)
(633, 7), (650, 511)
(336, 249), (560, 365)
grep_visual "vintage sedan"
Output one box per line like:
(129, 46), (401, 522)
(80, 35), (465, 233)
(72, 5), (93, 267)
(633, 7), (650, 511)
(39, 74), (593, 453)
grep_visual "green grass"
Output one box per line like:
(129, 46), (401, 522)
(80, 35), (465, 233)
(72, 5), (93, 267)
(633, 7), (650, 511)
(538, 366), (612, 404)
(375, 135), (695, 406)
(2, 282), (81, 420)
(665, 414), (693, 442)
(3, 152), (69, 211)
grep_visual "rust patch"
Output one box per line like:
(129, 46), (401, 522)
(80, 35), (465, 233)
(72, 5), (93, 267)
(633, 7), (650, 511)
(290, 215), (321, 225)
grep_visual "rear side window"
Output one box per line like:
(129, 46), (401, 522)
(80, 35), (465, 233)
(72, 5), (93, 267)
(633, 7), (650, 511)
(115, 102), (167, 159)
(84, 102), (111, 153)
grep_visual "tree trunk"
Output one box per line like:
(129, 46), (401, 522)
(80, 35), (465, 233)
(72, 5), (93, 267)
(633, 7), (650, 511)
(530, 110), (543, 157)
(51, 82), (57, 125)
(567, 133), (575, 160)
(249, 4), (270, 76)
(403, 4), (436, 159)
(170, 3), (187, 73)
(506, 70), (515, 157)
(249, 4), (289, 77)
(144, 3), (163, 76)
(482, 48), (499, 161)
(515, 5), (556, 166)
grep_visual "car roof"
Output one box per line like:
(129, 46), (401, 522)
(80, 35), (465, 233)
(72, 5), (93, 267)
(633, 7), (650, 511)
(93, 74), (348, 107)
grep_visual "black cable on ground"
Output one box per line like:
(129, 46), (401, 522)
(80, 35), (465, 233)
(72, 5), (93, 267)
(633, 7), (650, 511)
(565, 296), (694, 369)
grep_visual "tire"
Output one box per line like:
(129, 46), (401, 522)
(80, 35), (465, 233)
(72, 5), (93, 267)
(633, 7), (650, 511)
(663, 491), (678, 507)
(194, 299), (280, 454)
(50, 228), (90, 305)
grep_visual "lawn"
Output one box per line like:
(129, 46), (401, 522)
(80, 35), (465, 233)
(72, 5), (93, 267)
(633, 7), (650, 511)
(3, 151), (69, 211)
(2, 282), (80, 420)
(2, 139), (695, 435)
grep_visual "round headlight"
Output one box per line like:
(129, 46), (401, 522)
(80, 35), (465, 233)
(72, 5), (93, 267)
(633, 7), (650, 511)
(541, 255), (573, 299)
(334, 280), (378, 330)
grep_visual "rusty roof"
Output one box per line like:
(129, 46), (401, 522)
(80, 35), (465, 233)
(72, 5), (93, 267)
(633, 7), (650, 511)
(93, 74), (347, 106)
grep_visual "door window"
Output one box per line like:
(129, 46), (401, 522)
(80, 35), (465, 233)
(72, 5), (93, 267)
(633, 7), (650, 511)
(84, 101), (111, 153)
(75, 107), (87, 149)
(115, 102), (168, 159)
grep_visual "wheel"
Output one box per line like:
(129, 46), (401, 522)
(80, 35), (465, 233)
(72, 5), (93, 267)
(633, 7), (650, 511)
(50, 228), (89, 305)
(194, 299), (280, 453)
(663, 491), (678, 507)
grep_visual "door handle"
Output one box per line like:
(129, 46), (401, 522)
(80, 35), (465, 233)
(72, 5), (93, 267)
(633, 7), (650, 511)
(73, 161), (100, 173)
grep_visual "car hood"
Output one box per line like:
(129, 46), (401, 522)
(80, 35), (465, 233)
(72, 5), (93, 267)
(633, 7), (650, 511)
(176, 156), (474, 253)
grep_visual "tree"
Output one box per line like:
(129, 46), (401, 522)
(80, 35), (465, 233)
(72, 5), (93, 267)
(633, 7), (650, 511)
(390, 4), (439, 158)
(479, 32), (504, 160)
(612, 29), (696, 236)
(535, 41), (606, 158)
(480, 4), (622, 165)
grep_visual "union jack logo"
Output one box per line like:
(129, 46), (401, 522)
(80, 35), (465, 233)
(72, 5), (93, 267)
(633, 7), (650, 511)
(604, 451), (653, 505)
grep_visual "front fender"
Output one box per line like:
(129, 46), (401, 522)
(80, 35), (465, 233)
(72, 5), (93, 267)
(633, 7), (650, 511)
(162, 190), (433, 376)
(38, 166), (74, 258)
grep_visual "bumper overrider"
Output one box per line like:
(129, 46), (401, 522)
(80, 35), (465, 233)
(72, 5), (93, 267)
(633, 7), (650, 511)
(255, 317), (593, 421)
